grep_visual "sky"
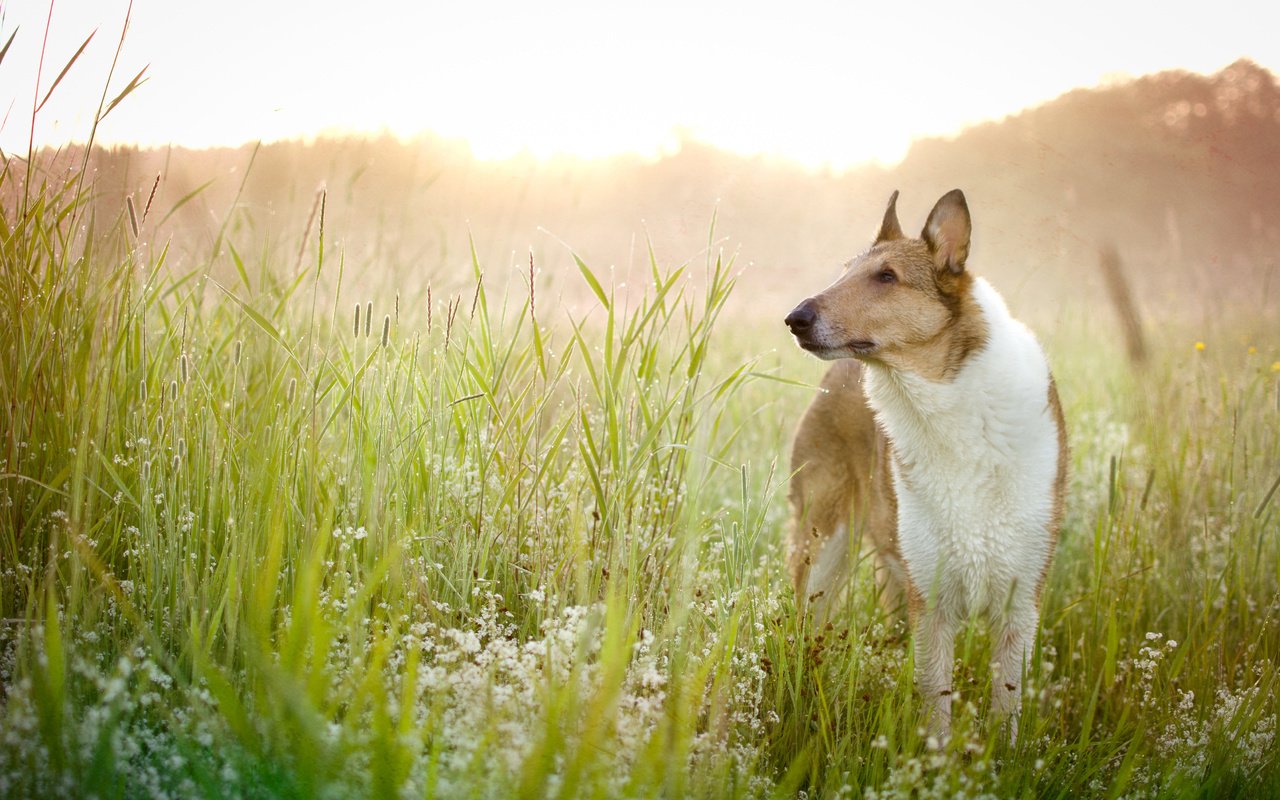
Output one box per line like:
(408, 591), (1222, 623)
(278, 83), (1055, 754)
(2, 0), (1279, 168)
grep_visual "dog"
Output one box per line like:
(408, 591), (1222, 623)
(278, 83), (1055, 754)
(784, 189), (1067, 741)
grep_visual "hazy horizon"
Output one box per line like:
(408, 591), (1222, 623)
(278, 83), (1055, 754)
(4, 1), (1280, 168)
(6, 1), (1279, 335)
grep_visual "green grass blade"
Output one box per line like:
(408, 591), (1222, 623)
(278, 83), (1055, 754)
(0, 28), (17, 68)
(99, 64), (148, 121)
(210, 277), (304, 372)
(574, 253), (610, 310)
(36, 29), (96, 114)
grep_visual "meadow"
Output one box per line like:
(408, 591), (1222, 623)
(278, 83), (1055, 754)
(2, 137), (1280, 799)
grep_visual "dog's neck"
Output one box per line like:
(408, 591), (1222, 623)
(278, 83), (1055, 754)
(866, 275), (991, 384)
(861, 278), (1042, 441)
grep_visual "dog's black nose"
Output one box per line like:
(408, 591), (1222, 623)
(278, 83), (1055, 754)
(785, 300), (818, 334)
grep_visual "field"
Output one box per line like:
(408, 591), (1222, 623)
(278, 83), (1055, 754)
(2, 138), (1280, 800)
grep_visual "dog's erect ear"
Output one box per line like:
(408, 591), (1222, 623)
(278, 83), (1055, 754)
(875, 190), (904, 243)
(922, 189), (971, 274)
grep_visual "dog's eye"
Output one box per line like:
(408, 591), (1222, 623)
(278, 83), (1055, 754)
(876, 268), (898, 284)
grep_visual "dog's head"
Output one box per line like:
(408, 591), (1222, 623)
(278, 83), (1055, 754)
(785, 189), (977, 369)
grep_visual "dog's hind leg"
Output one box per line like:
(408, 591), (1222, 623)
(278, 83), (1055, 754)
(804, 522), (850, 623)
(787, 360), (879, 617)
(787, 428), (854, 614)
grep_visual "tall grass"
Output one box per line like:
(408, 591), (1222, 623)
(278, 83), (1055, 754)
(3, 145), (1280, 797)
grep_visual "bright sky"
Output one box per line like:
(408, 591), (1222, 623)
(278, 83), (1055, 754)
(2, 0), (1278, 168)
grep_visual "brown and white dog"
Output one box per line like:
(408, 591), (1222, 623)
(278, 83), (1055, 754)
(784, 189), (1067, 740)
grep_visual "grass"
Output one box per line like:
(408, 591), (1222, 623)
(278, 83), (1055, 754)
(3, 138), (1280, 798)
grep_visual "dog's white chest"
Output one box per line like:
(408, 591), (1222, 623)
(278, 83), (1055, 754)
(866, 281), (1060, 613)
(891, 431), (1056, 612)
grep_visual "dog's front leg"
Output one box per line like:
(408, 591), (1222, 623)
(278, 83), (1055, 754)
(913, 604), (958, 741)
(990, 605), (1037, 743)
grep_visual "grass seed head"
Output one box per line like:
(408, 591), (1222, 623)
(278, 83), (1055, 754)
(382, 315), (390, 348)
(287, 377), (297, 406)
(169, 380), (178, 403)
(365, 301), (373, 337)
(180, 354), (189, 384)
(126, 195), (139, 239)
(233, 340), (242, 366)
(143, 173), (160, 221)
(353, 303), (361, 339)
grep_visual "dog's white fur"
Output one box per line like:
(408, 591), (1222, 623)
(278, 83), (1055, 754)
(863, 277), (1060, 736)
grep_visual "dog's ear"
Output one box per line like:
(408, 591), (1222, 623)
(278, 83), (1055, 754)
(922, 189), (971, 274)
(875, 190), (904, 243)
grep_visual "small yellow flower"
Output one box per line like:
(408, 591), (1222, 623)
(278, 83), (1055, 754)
(1248, 346), (1257, 354)
(1194, 341), (1206, 351)
(1272, 361), (1280, 372)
